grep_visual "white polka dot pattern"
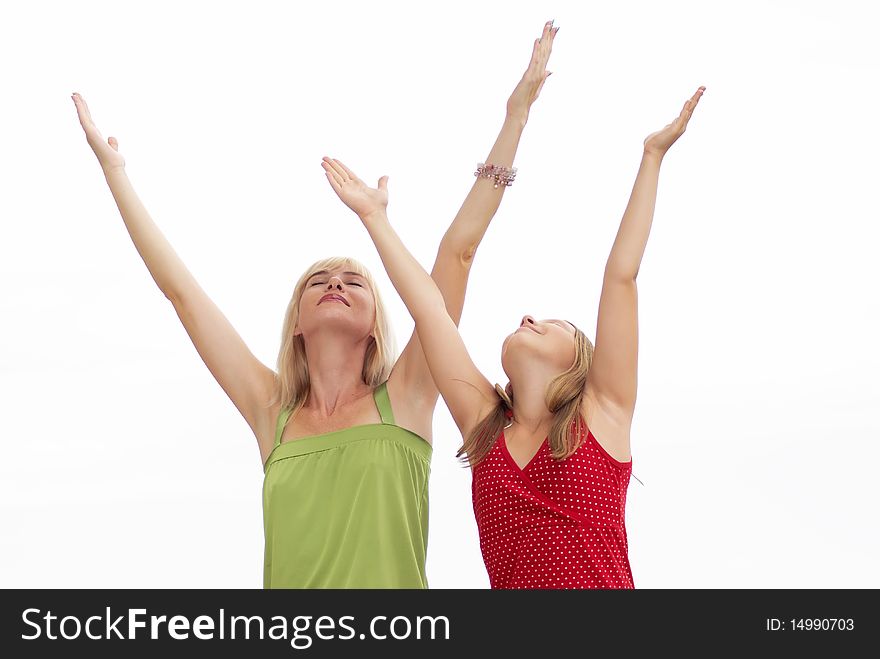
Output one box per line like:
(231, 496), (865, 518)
(471, 424), (634, 589)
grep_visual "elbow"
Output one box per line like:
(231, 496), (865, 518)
(604, 265), (638, 284)
(438, 236), (477, 271)
(164, 287), (180, 305)
(460, 244), (477, 268)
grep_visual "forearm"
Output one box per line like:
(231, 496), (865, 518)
(439, 112), (526, 262)
(605, 151), (663, 280)
(102, 167), (199, 301)
(362, 211), (446, 322)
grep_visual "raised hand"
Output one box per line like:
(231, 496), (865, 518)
(322, 157), (389, 221)
(643, 86), (706, 158)
(506, 20), (559, 122)
(71, 92), (125, 172)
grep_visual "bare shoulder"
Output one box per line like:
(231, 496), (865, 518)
(581, 387), (633, 463)
(385, 372), (435, 445)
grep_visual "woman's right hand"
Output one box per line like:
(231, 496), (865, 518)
(322, 157), (389, 223)
(71, 92), (126, 172)
(505, 20), (558, 124)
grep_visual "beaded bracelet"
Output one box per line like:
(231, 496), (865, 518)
(474, 162), (517, 188)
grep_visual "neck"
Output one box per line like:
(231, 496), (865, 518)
(301, 331), (373, 417)
(507, 365), (555, 433)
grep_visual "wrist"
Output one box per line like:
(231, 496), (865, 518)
(504, 110), (528, 130)
(359, 208), (389, 225)
(641, 149), (664, 166)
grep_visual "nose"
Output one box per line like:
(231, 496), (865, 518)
(520, 315), (535, 327)
(326, 275), (344, 291)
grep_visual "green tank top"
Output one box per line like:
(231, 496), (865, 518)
(262, 381), (432, 588)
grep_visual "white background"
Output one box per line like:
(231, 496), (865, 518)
(2, 0), (878, 588)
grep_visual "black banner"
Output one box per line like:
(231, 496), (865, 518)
(1, 589), (872, 656)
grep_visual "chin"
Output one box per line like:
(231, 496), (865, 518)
(304, 313), (370, 336)
(504, 335), (554, 366)
(500, 335), (527, 370)
(500, 332), (519, 358)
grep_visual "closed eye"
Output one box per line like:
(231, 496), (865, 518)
(348, 282), (363, 287)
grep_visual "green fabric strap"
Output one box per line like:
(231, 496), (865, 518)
(373, 381), (395, 425)
(274, 406), (292, 449)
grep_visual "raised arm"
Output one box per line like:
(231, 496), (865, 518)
(371, 21), (558, 423)
(71, 93), (276, 457)
(433, 19), (558, 302)
(588, 87), (705, 417)
(323, 162), (496, 437)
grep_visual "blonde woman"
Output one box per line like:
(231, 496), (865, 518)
(325, 85), (705, 588)
(71, 21), (558, 588)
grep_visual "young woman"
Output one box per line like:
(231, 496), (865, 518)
(324, 84), (705, 588)
(71, 21), (559, 588)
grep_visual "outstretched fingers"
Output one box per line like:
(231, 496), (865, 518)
(71, 92), (89, 120)
(322, 157), (346, 188)
(539, 19), (557, 47)
(534, 20), (557, 69)
(71, 92), (97, 131)
(334, 158), (359, 181)
(323, 156), (359, 184)
(323, 156), (356, 183)
(677, 86), (706, 127)
(71, 91), (119, 150)
(530, 37), (540, 65)
(324, 170), (342, 195)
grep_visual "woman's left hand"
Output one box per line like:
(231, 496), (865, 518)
(322, 157), (389, 221)
(643, 86), (706, 158)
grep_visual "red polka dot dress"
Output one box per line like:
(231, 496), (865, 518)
(472, 422), (634, 589)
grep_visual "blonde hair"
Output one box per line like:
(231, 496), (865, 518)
(457, 324), (594, 467)
(267, 256), (396, 426)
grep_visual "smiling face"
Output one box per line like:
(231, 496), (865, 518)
(274, 257), (396, 396)
(501, 315), (578, 376)
(294, 265), (377, 341)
